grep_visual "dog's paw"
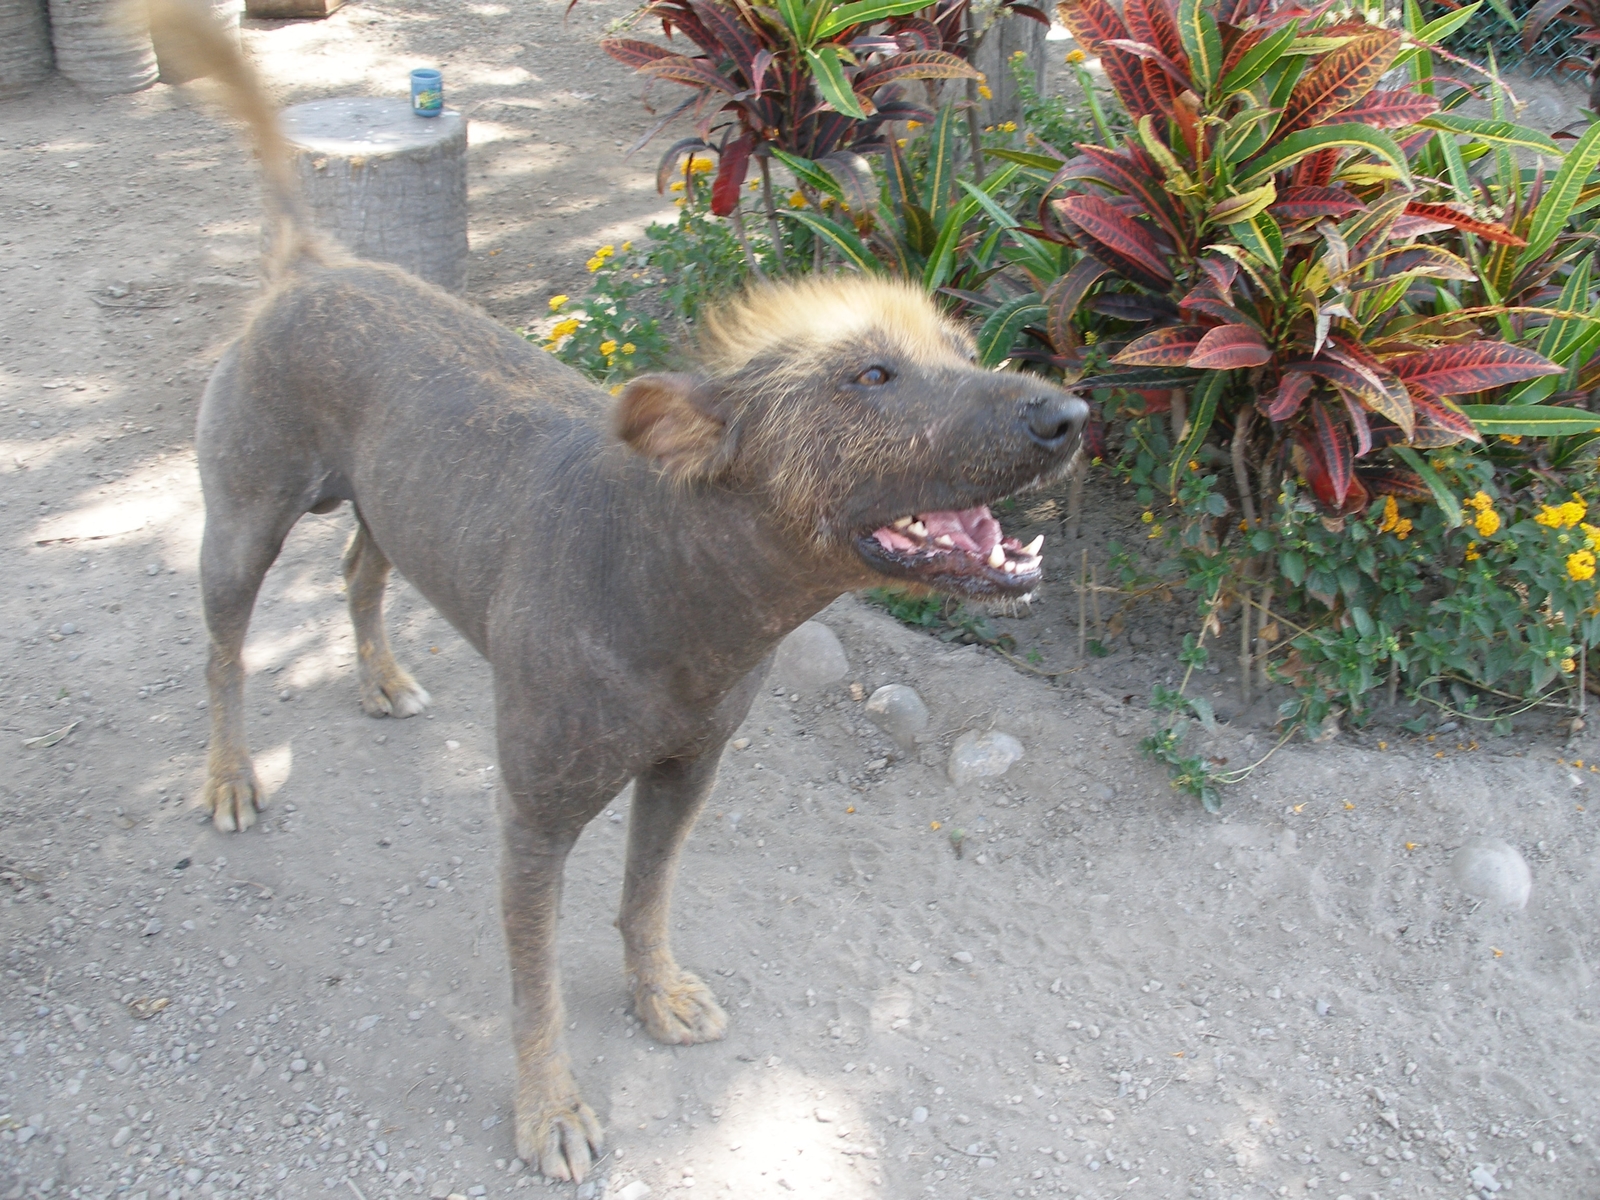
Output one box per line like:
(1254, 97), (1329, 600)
(358, 663), (430, 719)
(202, 758), (263, 832)
(633, 969), (729, 1045)
(515, 1096), (603, 1183)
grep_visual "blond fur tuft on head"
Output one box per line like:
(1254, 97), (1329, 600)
(695, 275), (973, 377)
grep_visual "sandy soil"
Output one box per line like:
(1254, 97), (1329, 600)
(3, 6), (1600, 1200)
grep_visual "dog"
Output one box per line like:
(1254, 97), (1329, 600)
(151, 0), (1087, 1180)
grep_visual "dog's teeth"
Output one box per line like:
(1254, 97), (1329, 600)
(893, 516), (913, 530)
(987, 544), (1005, 569)
(1002, 560), (1017, 574)
(909, 521), (929, 538)
(1024, 535), (1044, 557)
(934, 534), (954, 548)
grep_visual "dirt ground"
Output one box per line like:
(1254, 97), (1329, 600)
(4, 5), (1600, 1200)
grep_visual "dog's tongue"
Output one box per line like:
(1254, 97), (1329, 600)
(921, 507), (1000, 555)
(872, 506), (1001, 555)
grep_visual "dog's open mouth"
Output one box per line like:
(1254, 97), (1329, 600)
(856, 505), (1043, 596)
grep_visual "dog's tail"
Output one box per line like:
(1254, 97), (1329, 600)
(143, 0), (320, 273)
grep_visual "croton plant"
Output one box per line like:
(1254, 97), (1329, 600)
(1027, 0), (1588, 519)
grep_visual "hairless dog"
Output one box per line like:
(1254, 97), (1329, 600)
(152, 0), (1087, 1180)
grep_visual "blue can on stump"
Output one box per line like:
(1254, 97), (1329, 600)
(410, 68), (442, 117)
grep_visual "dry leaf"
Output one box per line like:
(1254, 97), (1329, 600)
(22, 720), (78, 750)
(128, 997), (169, 1020)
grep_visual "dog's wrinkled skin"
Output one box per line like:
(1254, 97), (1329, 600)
(155, 0), (1087, 1181)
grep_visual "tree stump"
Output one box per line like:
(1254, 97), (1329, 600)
(972, 8), (1049, 128)
(49, 0), (159, 96)
(244, 0), (341, 16)
(280, 97), (469, 295)
(0, 0), (53, 101)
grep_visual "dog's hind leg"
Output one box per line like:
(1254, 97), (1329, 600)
(342, 516), (430, 718)
(619, 752), (730, 1045)
(199, 508), (296, 832)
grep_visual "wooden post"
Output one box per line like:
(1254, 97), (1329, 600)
(49, 0), (158, 95)
(970, 8), (1049, 127)
(0, 0), (53, 100)
(280, 98), (470, 295)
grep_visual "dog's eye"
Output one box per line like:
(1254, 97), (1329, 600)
(855, 366), (893, 386)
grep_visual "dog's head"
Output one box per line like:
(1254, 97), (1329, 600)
(615, 276), (1086, 600)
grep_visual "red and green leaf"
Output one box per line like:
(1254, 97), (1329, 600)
(602, 37), (681, 68)
(1312, 400), (1355, 507)
(1401, 201), (1527, 247)
(1270, 185), (1366, 223)
(1336, 88), (1439, 130)
(1277, 25), (1401, 138)
(637, 54), (739, 92)
(1052, 193), (1175, 288)
(1056, 0), (1167, 117)
(1262, 370), (1314, 421)
(1356, 465), (1431, 502)
(1125, 0), (1187, 67)
(1112, 325), (1210, 365)
(1188, 323), (1272, 368)
(852, 49), (980, 92)
(1044, 257), (1110, 353)
(710, 134), (754, 217)
(1387, 341), (1563, 395)
(1407, 385), (1485, 443)
(1070, 143), (1187, 246)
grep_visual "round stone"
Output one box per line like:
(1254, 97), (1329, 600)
(947, 730), (1023, 784)
(772, 621), (849, 693)
(1450, 837), (1532, 910)
(865, 684), (929, 747)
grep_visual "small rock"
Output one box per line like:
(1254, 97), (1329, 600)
(911, 1107), (928, 1123)
(1451, 837), (1532, 909)
(815, 1107), (837, 1123)
(730, 738), (750, 751)
(864, 685), (929, 747)
(145, 563), (161, 576)
(279, 1114), (298, 1128)
(106, 1052), (133, 1074)
(111, 1126), (132, 1148)
(951, 950), (974, 964)
(1098, 1108), (1115, 1124)
(289, 1058), (307, 1073)
(1468, 1163), (1500, 1193)
(947, 730), (1023, 784)
(615, 1183), (652, 1200)
(141, 919), (161, 936)
(772, 622), (849, 692)
(1315, 998), (1332, 1017)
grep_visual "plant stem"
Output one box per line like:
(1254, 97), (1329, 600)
(1254, 583), (1274, 691)
(1170, 389), (1188, 449)
(1231, 408), (1258, 530)
(728, 202), (765, 281)
(1073, 63), (1113, 146)
(758, 156), (788, 276)
(1239, 584), (1253, 709)
(965, 6), (987, 184)
(1078, 548), (1089, 660)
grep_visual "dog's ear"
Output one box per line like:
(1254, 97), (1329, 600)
(615, 373), (735, 481)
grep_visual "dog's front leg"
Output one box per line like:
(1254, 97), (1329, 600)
(619, 752), (730, 1045)
(500, 801), (603, 1181)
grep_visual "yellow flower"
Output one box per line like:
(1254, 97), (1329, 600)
(688, 156), (715, 174)
(1499, 433), (1523, 444)
(1583, 522), (1600, 549)
(1378, 494), (1400, 533)
(1562, 657), (1578, 673)
(1148, 523), (1164, 539)
(669, 180), (685, 192)
(1083, 329), (1098, 345)
(545, 317), (580, 343)
(548, 294), (569, 311)
(595, 244), (615, 259)
(1537, 496), (1587, 528)
(586, 257), (604, 272)
(621, 241), (633, 251)
(1465, 542), (1481, 562)
(621, 342), (636, 355)
(674, 198), (686, 207)
(978, 84), (993, 100)
(1066, 48), (1087, 63)
(599, 339), (617, 356)
(1141, 511), (1154, 523)
(1000, 121), (1017, 133)
(1474, 507), (1501, 538)
(906, 120), (922, 130)
(1466, 490), (1492, 512)
(1568, 549), (1596, 581)
(1394, 518), (1412, 540)
(1011, 49), (1027, 60)
(789, 191), (808, 208)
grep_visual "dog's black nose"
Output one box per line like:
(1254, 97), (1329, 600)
(1022, 393), (1089, 450)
